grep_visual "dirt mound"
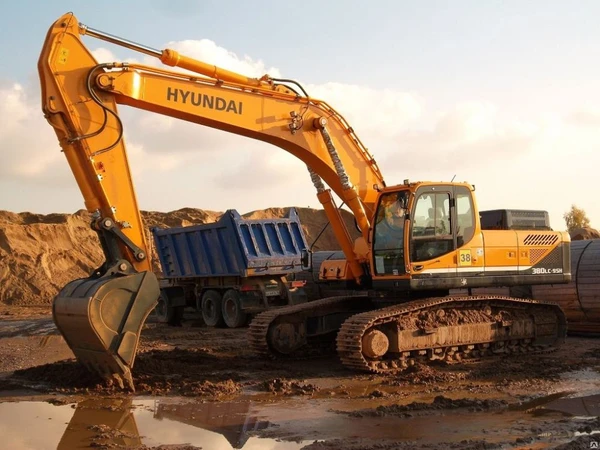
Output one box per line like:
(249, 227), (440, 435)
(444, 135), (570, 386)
(261, 378), (320, 396)
(346, 395), (508, 418)
(143, 208), (222, 229)
(0, 206), (350, 306)
(385, 363), (468, 385)
(12, 347), (242, 398)
(0, 210), (103, 306)
(300, 438), (504, 450)
(569, 227), (600, 240)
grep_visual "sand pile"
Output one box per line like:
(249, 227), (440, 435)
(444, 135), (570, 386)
(569, 227), (600, 240)
(0, 210), (103, 306)
(0, 206), (356, 306)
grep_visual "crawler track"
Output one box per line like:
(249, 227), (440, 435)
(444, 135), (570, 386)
(249, 295), (369, 359)
(249, 294), (567, 374)
(336, 295), (567, 373)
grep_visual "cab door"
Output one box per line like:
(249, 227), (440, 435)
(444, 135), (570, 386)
(409, 187), (457, 276)
(452, 185), (483, 275)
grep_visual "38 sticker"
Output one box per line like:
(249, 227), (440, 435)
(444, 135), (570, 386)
(458, 249), (472, 266)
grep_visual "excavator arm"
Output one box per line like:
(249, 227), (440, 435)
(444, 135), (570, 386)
(38, 13), (386, 388)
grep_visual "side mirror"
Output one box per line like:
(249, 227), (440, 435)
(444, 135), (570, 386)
(301, 248), (312, 270)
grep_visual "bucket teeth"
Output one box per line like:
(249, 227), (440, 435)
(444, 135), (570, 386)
(112, 371), (135, 392)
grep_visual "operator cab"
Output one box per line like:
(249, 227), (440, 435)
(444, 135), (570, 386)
(371, 183), (476, 278)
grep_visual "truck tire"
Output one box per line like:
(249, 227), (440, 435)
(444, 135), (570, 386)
(199, 290), (224, 327)
(222, 289), (248, 328)
(154, 292), (184, 326)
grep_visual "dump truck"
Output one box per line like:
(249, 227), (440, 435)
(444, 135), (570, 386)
(39, 12), (570, 390)
(152, 208), (308, 327)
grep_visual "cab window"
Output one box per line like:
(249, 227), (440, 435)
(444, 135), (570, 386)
(455, 186), (475, 246)
(411, 192), (453, 262)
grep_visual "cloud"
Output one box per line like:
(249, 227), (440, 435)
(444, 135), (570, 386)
(90, 47), (116, 64)
(164, 39), (282, 79)
(0, 83), (29, 127)
(567, 107), (600, 127)
(92, 38), (281, 79)
(307, 82), (422, 138)
(121, 110), (251, 156)
(91, 42), (282, 157)
(0, 82), (70, 185)
(125, 141), (184, 178)
(214, 143), (307, 190)
(380, 101), (545, 176)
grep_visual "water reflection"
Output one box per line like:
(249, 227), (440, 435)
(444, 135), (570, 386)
(538, 394), (600, 417)
(57, 398), (141, 449)
(6, 390), (585, 449)
(0, 397), (305, 450)
(153, 399), (270, 448)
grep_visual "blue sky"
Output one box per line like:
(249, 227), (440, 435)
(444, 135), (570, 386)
(5, 1), (597, 104)
(1, 1), (600, 230)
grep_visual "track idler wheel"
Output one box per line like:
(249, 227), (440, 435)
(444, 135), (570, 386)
(267, 320), (307, 355)
(362, 329), (389, 359)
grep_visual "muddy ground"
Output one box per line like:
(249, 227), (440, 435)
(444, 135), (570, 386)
(1, 306), (600, 449)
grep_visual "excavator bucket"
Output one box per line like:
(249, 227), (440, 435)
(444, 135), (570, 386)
(53, 271), (159, 390)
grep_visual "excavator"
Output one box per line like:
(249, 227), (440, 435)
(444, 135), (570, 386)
(38, 12), (570, 390)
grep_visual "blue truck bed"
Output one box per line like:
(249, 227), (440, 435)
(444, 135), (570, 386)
(152, 208), (308, 279)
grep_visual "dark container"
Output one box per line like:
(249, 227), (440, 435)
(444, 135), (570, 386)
(480, 209), (551, 231)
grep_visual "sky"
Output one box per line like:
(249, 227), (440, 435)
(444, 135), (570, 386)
(1, 0), (600, 231)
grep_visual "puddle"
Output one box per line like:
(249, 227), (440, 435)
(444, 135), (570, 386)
(509, 391), (574, 412)
(506, 369), (600, 418)
(0, 393), (562, 449)
(536, 393), (600, 418)
(561, 368), (600, 384)
(0, 398), (310, 449)
(521, 369), (600, 417)
(3, 369), (600, 449)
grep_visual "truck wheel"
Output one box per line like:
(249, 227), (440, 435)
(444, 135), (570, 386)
(222, 289), (248, 328)
(154, 293), (184, 326)
(199, 290), (224, 327)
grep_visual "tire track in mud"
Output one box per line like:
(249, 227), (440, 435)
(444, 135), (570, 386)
(0, 318), (57, 338)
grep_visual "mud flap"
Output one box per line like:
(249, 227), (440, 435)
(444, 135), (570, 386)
(52, 271), (159, 390)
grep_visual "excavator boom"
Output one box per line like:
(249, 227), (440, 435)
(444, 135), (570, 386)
(38, 13), (385, 388)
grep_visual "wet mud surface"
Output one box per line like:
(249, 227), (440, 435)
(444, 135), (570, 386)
(1, 309), (600, 449)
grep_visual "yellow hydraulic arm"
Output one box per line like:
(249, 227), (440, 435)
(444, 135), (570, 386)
(38, 12), (386, 388)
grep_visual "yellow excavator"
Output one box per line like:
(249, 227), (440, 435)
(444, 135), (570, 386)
(38, 12), (570, 390)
